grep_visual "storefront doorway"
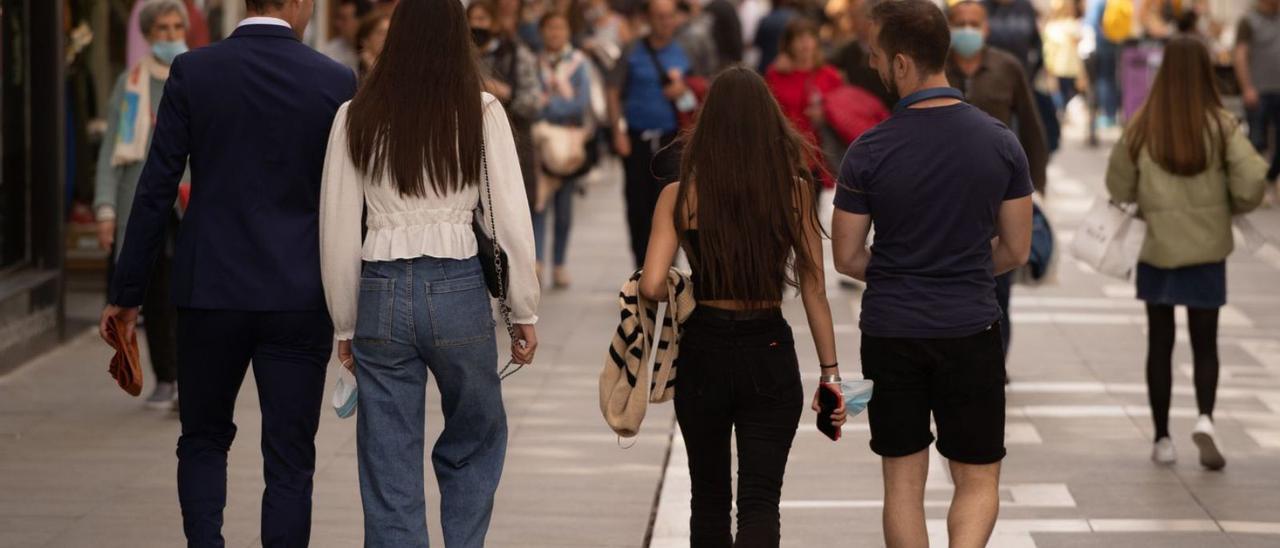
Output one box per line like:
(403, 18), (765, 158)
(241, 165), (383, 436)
(0, 0), (65, 371)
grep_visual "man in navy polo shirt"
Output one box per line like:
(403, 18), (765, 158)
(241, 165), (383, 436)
(830, 1), (1032, 546)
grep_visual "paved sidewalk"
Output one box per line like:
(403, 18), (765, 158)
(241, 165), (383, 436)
(4, 130), (1280, 548)
(0, 159), (673, 548)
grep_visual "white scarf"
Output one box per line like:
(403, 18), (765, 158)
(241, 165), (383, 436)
(538, 47), (585, 101)
(111, 55), (170, 166)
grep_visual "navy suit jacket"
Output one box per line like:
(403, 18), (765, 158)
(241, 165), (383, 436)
(111, 25), (357, 311)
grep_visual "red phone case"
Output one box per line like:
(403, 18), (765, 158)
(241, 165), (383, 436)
(816, 383), (842, 441)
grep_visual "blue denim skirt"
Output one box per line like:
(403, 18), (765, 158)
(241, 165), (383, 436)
(1136, 261), (1226, 309)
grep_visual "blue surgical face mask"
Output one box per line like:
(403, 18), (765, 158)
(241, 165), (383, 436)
(950, 26), (985, 57)
(151, 40), (189, 65)
(840, 379), (874, 416)
(332, 369), (357, 419)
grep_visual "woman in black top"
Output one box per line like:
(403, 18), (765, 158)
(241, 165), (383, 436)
(638, 67), (844, 547)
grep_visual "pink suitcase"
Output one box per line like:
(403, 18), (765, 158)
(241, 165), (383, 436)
(1120, 42), (1163, 122)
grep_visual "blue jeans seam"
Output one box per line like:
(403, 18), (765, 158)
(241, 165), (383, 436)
(405, 261), (416, 339)
(356, 277), (394, 342)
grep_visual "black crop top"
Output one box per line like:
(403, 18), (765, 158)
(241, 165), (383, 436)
(683, 229), (783, 303)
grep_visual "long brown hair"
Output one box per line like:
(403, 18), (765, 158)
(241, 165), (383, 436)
(1125, 35), (1227, 176)
(346, 0), (484, 197)
(676, 67), (823, 303)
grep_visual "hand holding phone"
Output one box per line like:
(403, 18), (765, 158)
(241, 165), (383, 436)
(815, 382), (844, 441)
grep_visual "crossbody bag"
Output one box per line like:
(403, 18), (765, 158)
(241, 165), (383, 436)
(471, 142), (524, 379)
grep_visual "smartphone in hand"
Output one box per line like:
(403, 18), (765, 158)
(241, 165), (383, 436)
(816, 383), (842, 441)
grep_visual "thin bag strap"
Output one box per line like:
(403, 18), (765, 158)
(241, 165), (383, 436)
(642, 38), (673, 86)
(480, 141), (519, 343)
(642, 39), (685, 119)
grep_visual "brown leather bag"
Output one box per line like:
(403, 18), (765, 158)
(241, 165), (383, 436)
(106, 316), (143, 397)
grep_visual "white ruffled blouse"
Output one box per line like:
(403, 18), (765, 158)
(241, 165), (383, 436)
(320, 93), (540, 340)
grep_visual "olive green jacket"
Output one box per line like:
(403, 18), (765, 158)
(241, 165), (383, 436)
(1105, 115), (1268, 269)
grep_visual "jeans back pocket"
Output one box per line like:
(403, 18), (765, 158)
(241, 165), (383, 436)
(748, 344), (802, 400)
(426, 274), (495, 348)
(355, 277), (395, 342)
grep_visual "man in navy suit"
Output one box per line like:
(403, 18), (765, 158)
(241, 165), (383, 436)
(99, 0), (357, 545)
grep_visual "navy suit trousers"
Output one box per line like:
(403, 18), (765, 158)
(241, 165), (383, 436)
(175, 309), (333, 548)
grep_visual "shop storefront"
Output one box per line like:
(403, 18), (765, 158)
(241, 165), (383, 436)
(0, 1), (345, 370)
(0, 0), (65, 371)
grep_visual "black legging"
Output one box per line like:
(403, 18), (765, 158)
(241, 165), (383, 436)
(1145, 304), (1219, 441)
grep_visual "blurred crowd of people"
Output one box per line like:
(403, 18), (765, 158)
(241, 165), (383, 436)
(309, 0), (1277, 272)
(89, 0), (1279, 414)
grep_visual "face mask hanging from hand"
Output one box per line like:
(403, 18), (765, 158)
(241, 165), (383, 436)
(950, 27), (985, 57)
(841, 379), (874, 416)
(151, 40), (189, 65)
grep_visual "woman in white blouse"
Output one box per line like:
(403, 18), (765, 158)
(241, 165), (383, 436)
(318, 0), (538, 545)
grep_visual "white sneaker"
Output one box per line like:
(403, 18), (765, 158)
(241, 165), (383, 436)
(146, 381), (178, 411)
(1191, 415), (1226, 471)
(1151, 437), (1177, 465)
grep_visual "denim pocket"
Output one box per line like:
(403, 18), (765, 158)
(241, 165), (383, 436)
(355, 277), (394, 341)
(426, 274), (495, 347)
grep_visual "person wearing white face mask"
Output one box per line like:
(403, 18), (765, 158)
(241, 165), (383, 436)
(944, 0), (1047, 382)
(93, 0), (191, 412)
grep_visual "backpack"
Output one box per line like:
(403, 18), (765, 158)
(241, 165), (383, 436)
(1101, 0), (1134, 43)
(822, 85), (890, 146)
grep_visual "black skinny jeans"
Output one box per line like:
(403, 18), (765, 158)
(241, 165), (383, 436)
(674, 307), (804, 548)
(1145, 304), (1219, 441)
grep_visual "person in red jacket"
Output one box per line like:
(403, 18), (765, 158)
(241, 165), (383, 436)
(765, 18), (843, 191)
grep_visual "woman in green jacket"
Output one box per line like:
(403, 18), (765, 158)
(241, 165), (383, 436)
(94, 0), (189, 411)
(1106, 35), (1269, 471)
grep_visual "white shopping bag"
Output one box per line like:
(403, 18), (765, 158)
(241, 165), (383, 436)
(1069, 198), (1146, 279)
(1234, 216), (1280, 267)
(1233, 216), (1267, 255)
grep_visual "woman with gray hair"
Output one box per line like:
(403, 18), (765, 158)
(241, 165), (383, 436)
(94, 0), (189, 411)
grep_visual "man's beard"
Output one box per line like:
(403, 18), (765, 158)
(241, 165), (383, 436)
(879, 70), (900, 105)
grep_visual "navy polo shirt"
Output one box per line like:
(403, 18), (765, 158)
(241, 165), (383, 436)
(834, 98), (1033, 339)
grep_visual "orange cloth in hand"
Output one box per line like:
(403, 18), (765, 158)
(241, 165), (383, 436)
(106, 316), (143, 397)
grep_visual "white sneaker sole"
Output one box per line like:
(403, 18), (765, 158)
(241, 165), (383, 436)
(145, 399), (176, 411)
(1192, 431), (1226, 471)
